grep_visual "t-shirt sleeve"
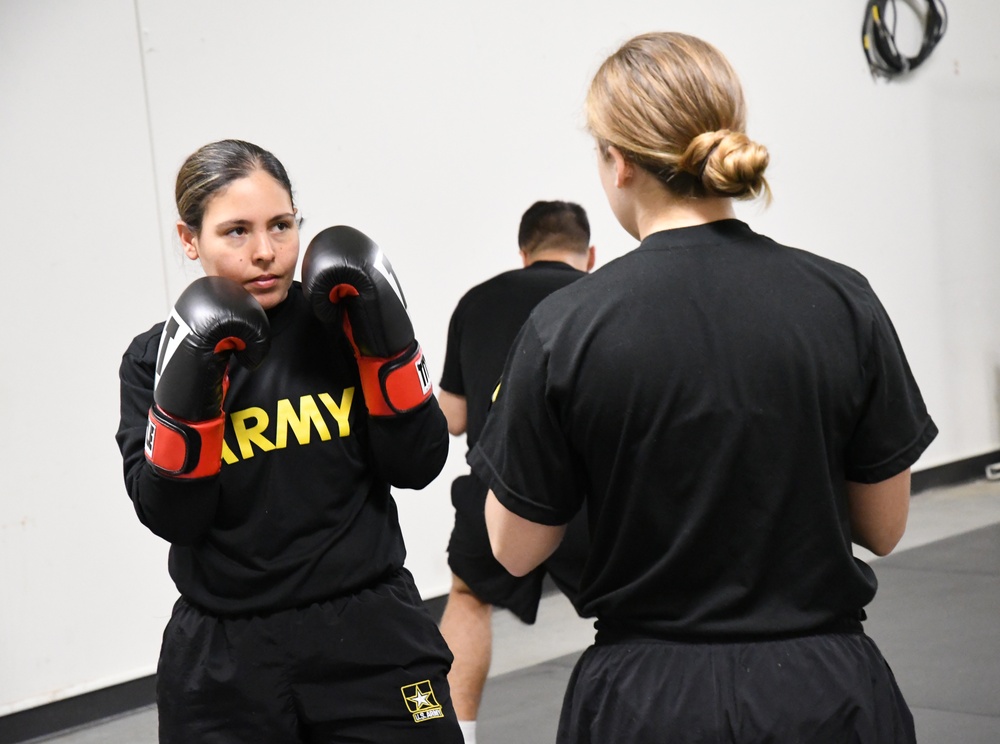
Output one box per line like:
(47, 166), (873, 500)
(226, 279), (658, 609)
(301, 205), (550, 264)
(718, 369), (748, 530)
(844, 293), (938, 483)
(438, 303), (465, 396)
(467, 317), (583, 525)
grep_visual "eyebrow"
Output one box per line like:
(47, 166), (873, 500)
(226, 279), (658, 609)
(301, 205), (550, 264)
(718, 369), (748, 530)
(216, 213), (296, 230)
(216, 219), (251, 231)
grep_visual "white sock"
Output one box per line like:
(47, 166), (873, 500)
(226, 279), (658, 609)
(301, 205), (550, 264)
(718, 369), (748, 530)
(458, 719), (477, 744)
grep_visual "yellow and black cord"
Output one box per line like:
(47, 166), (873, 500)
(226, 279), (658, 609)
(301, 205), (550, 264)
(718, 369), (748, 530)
(861, 0), (948, 80)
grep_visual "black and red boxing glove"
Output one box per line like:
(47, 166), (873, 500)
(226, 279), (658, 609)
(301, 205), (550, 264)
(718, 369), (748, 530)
(145, 276), (270, 478)
(302, 225), (433, 416)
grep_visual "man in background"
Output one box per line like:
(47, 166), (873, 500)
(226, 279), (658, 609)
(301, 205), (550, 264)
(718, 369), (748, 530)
(436, 201), (595, 744)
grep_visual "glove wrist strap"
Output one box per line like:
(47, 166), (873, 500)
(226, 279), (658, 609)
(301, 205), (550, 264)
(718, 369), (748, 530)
(357, 341), (433, 416)
(145, 405), (225, 478)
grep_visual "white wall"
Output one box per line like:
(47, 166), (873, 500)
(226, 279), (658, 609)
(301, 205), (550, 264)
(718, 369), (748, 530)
(1, 0), (997, 716)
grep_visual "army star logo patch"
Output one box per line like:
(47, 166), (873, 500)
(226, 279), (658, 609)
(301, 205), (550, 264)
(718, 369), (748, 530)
(401, 680), (444, 722)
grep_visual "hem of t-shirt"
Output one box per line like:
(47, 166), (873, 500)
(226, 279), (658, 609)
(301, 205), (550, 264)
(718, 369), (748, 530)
(175, 563), (407, 619)
(846, 417), (940, 484)
(467, 444), (570, 526)
(437, 381), (464, 396)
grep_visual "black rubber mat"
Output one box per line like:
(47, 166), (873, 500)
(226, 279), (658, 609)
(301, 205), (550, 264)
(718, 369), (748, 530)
(867, 522), (1000, 743)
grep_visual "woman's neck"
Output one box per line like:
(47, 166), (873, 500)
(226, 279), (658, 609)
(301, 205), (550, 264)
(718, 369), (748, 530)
(635, 195), (736, 240)
(622, 167), (737, 240)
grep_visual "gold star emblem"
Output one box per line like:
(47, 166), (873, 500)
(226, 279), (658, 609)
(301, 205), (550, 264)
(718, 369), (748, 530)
(400, 680), (444, 722)
(406, 686), (432, 710)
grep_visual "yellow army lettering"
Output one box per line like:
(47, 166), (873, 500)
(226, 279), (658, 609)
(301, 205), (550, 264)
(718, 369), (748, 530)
(221, 388), (354, 464)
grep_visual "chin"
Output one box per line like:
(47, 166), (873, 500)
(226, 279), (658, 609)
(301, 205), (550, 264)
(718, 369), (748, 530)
(254, 287), (290, 311)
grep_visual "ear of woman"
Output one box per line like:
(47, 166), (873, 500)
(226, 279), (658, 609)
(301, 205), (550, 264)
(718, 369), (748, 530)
(177, 221), (199, 260)
(607, 145), (633, 188)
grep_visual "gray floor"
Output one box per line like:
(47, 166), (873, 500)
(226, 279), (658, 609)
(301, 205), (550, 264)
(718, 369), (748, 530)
(26, 479), (1000, 744)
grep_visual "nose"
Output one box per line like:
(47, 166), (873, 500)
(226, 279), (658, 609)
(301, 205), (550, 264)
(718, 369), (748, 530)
(252, 232), (276, 262)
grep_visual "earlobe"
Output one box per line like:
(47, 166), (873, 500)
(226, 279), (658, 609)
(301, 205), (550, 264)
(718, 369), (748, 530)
(177, 221), (199, 261)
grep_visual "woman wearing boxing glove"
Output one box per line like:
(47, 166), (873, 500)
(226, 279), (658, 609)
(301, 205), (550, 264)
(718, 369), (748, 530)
(116, 139), (462, 744)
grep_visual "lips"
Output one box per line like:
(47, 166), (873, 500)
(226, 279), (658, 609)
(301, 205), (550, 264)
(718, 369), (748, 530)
(249, 274), (278, 289)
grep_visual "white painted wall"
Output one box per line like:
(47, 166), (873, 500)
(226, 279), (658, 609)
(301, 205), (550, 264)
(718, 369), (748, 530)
(1, 0), (997, 716)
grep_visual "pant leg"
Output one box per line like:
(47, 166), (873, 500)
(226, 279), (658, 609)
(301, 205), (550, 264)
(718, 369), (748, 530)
(292, 569), (464, 744)
(726, 633), (916, 744)
(157, 597), (300, 744)
(447, 473), (546, 624)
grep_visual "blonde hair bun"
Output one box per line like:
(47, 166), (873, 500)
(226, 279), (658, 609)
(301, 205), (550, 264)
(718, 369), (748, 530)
(680, 129), (771, 202)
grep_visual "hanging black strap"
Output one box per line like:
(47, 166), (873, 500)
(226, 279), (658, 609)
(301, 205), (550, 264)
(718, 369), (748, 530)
(861, 0), (948, 80)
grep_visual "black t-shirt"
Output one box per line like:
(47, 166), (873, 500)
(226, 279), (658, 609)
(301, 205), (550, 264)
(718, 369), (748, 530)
(469, 220), (937, 640)
(439, 261), (586, 449)
(117, 282), (448, 615)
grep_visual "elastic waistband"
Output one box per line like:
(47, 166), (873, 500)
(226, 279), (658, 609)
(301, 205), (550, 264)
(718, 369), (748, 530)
(595, 615), (865, 646)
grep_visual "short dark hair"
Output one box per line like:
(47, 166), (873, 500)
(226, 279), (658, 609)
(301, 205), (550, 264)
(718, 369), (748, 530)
(518, 201), (590, 255)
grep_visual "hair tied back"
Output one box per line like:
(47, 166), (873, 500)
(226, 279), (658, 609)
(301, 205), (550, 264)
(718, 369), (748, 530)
(697, 130), (729, 179)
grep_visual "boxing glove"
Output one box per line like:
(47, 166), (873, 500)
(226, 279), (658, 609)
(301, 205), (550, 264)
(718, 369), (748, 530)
(302, 225), (432, 416)
(145, 276), (270, 478)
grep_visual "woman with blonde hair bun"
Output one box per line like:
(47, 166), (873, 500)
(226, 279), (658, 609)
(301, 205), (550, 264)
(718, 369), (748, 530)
(587, 32), (771, 205)
(471, 31), (934, 743)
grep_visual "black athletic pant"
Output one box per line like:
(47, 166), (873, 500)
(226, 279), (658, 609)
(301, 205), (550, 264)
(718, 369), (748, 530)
(157, 569), (463, 744)
(559, 632), (916, 744)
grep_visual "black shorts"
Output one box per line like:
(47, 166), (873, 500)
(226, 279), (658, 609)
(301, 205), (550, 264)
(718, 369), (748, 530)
(446, 474), (589, 624)
(558, 632), (916, 744)
(156, 569), (463, 744)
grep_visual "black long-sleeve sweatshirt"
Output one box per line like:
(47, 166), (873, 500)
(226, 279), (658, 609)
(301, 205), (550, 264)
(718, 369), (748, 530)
(116, 281), (448, 615)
